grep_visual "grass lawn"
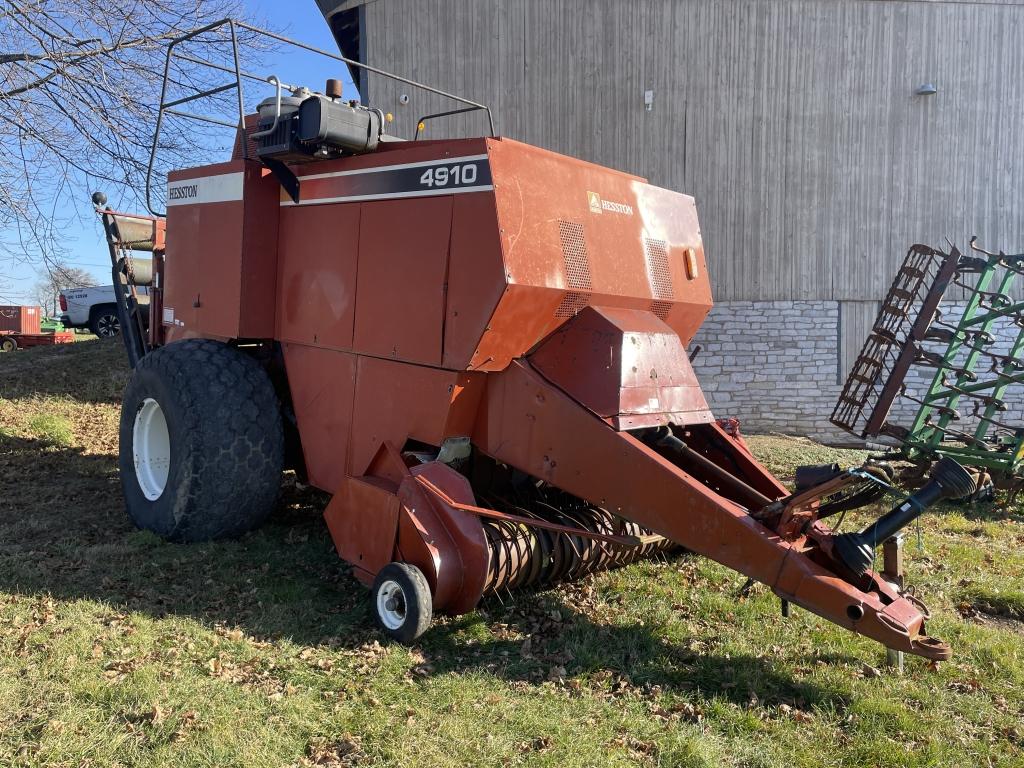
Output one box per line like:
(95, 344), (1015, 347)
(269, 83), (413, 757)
(1, 339), (1022, 767)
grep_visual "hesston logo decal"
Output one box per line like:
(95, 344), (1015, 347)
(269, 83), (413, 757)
(166, 172), (244, 207)
(168, 184), (198, 201)
(586, 190), (634, 216)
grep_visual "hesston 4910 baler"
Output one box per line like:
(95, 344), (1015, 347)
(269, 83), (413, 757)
(98, 21), (976, 656)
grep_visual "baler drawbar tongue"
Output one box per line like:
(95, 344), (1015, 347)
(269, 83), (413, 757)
(455, 366), (957, 661)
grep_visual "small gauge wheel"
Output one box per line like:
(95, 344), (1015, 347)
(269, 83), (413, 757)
(371, 562), (433, 643)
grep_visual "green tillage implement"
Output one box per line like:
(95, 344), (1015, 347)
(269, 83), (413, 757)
(833, 241), (1024, 488)
(907, 247), (1024, 477)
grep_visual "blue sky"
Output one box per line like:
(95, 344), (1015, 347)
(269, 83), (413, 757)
(0, 1), (353, 306)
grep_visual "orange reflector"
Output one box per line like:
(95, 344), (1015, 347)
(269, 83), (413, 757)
(685, 247), (699, 280)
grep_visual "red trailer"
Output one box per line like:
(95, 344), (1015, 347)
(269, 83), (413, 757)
(0, 306), (75, 352)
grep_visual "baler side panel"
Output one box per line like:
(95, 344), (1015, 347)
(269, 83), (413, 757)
(347, 356), (486, 477)
(163, 198), (240, 341)
(467, 139), (713, 372)
(353, 197), (453, 367)
(326, 475), (401, 584)
(529, 306), (714, 428)
(442, 192), (508, 370)
(468, 284), (566, 372)
(280, 343), (357, 493)
(277, 202), (360, 349)
(163, 160), (279, 342)
(237, 165), (280, 338)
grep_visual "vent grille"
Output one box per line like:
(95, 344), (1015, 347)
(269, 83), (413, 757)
(644, 238), (674, 319)
(556, 291), (591, 317)
(650, 300), (674, 320)
(557, 220), (592, 317)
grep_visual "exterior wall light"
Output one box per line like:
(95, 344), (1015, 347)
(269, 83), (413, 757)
(915, 83), (938, 96)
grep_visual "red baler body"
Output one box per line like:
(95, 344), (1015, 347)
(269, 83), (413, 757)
(157, 136), (947, 659)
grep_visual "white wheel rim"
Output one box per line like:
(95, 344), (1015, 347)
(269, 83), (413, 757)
(133, 397), (170, 501)
(376, 580), (407, 630)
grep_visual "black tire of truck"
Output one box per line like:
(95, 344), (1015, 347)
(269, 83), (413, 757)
(119, 339), (284, 542)
(89, 304), (121, 337)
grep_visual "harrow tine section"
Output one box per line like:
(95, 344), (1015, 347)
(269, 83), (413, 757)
(833, 240), (1024, 484)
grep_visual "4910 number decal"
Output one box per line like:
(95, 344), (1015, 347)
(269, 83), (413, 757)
(419, 163), (479, 188)
(281, 156), (493, 206)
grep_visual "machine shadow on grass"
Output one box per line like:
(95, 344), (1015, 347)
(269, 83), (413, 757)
(0, 337), (129, 405)
(0, 432), (848, 711)
(418, 604), (853, 713)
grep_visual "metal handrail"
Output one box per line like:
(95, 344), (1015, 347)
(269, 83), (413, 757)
(145, 18), (495, 216)
(414, 106), (485, 140)
(248, 76), (283, 140)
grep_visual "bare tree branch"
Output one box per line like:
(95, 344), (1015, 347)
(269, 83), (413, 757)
(0, 0), (274, 277)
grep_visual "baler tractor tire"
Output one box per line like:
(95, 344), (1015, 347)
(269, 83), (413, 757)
(371, 562), (433, 644)
(119, 338), (284, 542)
(0, 337), (17, 352)
(89, 304), (120, 338)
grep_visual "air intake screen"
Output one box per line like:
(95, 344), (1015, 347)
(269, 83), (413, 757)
(557, 221), (592, 317)
(644, 237), (674, 319)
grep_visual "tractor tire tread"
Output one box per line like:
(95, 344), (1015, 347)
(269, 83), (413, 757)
(119, 339), (283, 542)
(88, 304), (120, 337)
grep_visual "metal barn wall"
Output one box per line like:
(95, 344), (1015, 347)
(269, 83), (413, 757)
(331, 0), (1024, 304)
(319, 0), (1024, 438)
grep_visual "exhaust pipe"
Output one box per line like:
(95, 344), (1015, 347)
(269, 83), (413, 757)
(833, 458), (976, 576)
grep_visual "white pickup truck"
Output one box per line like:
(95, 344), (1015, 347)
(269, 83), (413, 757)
(59, 285), (148, 337)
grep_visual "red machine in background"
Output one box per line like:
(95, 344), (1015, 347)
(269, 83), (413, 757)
(104, 21), (975, 658)
(0, 306), (74, 352)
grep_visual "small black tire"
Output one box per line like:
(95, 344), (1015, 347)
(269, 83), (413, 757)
(371, 562), (433, 644)
(119, 338), (284, 542)
(89, 304), (120, 337)
(0, 337), (17, 352)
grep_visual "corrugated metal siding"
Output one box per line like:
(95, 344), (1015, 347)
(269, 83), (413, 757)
(355, 0), (1024, 305)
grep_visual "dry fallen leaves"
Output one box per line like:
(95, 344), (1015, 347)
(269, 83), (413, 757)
(297, 735), (366, 767)
(214, 625), (245, 642)
(170, 710), (202, 742)
(947, 679), (983, 694)
(409, 663), (434, 678)
(860, 663), (882, 679)
(778, 703), (814, 723)
(102, 658), (140, 683)
(517, 736), (553, 754)
(608, 734), (659, 762)
(150, 704), (168, 726)
(649, 700), (704, 724)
